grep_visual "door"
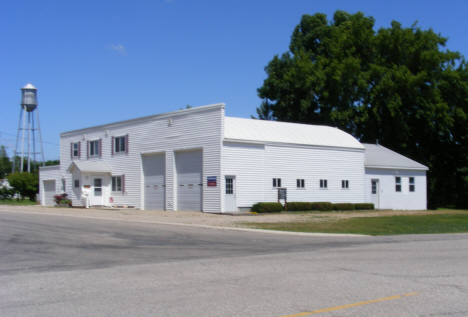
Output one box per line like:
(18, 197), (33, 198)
(143, 153), (166, 210)
(43, 180), (56, 206)
(90, 177), (103, 206)
(371, 179), (380, 209)
(225, 176), (237, 212)
(176, 150), (203, 211)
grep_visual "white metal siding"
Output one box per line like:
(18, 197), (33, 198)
(56, 104), (224, 211)
(365, 168), (427, 210)
(175, 150), (203, 211)
(43, 180), (56, 206)
(142, 153), (165, 210)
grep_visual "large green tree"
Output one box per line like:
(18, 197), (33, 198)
(257, 11), (468, 208)
(0, 146), (12, 179)
(7, 172), (39, 201)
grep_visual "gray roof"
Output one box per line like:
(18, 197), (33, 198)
(363, 143), (428, 170)
(68, 161), (112, 173)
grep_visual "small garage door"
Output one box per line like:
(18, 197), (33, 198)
(176, 150), (203, 211)
(43, 180), (56, 206)
(143, 153), (165, 210)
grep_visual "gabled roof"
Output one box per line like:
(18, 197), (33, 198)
(68, 161), (112, 173)
(224, 117), (364, 150)
(363, 143), (428, 170)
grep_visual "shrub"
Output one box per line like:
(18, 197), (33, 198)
(251, 202), (283, 213)
(332, 203), (356, 211)
(354, 203), (374, 210)
(6, 172), (38, 201)
(0, 186), (15, 200)
(53, 193), (69, 205)
(310, 202), (333, 211)
(287, 202), (312, 211)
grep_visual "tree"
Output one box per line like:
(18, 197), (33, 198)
(257, 11), (468, 208)
(0, 145), (12, 178)
(6, 172), (39, 201)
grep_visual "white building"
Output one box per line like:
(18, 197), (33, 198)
(39, 103), (428, 211)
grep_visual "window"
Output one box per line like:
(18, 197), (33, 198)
(71, 142), (80, 158)
(273, 178), (281, 188)
(297, 179), (305, 188)
(409, 177), (415, 192)
(112, 135), (128, 154)
(320, 179), (328, 189)
(112, 176), (122, 192)
(226, 178), (233, 194)
(94, 178), (102, 196)
(395, 177), (401, 192)
(371, 180), (377, 194)
(74, 180), (79, 188)
(89, 140), (100, 157)
(342, 180), (349, 189)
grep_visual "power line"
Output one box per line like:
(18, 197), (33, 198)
(0, 131), (59, 146)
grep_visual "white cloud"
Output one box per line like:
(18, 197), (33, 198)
(107, 44), (127, 55)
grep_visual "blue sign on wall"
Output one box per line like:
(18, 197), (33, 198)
(207, 176), (217, 182)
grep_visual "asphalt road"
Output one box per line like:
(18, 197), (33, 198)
(1, 210), (467, 317)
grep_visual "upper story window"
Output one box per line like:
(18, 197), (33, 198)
(273, 178), (281, 188)
(71, 142), (80, 159)
(342, 180), (349, 189)
(409, 177), (415, 192)
(395, 176), (402, 192)
(112, 134), (129, 155)
(297, 179), (305, 188)
(88, 140), (101, 158)
(320, 179), (328, 189)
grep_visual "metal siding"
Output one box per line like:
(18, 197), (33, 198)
(175, 150), (203, 211)
(54, 105), (224, 211)
(142, 153), (165, 210)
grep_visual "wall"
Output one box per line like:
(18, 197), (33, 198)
(365, 168), (427, 210)
(57, 104), (224, 211)
(222, 142), (365, 210)
(39, 165), (61, 205)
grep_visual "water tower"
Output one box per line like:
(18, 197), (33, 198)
(11, 83), (45, 173)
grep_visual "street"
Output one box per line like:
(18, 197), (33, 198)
(1, 209), (467, 316)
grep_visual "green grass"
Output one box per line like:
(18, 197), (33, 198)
(0, 199), (37, 206)
(243, 213), (468, 236)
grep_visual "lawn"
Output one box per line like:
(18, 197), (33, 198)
(242, 210), (468, 236)
(0, 199), (37, 206)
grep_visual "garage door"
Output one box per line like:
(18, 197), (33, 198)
(43, 180), (56, 206)
(176, 150), (203, 211)
(143, 153), (165, 210)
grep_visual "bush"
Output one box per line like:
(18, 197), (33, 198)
(251, 202), (283, 213)
(354, 203), (374, 210)
(310, 202), (333, 211)
(6, 172), (38, 201)
(53, 193), (69, 205)
(332, 203), (356, 211)
(0, 186), (15, 200)
(287, 202), (312, 211)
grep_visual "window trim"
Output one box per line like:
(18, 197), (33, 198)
(272, 178), (281, 188)
(320, 179), (328, 189)
(395, 176), (402, 192)
(74, 180), (80, 188)
(409, 177), (415, 192)
(112, 175), (123, 192)
(112, 135), (128, 155)
(342, 180), (349, 189)
(71, 142), (81, 159)
(296, 179), (305, 188)
(88, 140), (101, 158)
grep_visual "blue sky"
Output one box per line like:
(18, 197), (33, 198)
(1, 0), (467, 161)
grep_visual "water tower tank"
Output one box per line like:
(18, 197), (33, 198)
(21, 83), (38, 112)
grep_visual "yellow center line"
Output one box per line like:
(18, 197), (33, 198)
(281, 292), (419, 317)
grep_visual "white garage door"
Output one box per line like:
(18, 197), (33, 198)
(43, 180), (56, 206)
(143, 153), (165, 210)
(176, 150), (203, 211)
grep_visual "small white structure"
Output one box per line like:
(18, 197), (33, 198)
(363, 143), (428, 210)
(39, 104), (428, 211)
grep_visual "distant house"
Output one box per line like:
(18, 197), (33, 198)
(39, 104), (428, 211)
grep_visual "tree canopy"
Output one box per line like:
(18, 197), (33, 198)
(257, 11), (468, 208)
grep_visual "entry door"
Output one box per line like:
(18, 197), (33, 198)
(91, 177), (103, 206)
(225, 176), (237, 212)
(371, 179), (379, 209)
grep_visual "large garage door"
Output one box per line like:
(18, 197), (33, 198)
(143, 153), (165, 210)
(43, 180), (56, 206)
(176, 150), (203, 211)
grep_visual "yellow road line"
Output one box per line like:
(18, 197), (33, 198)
(281, 292), (419, 317)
